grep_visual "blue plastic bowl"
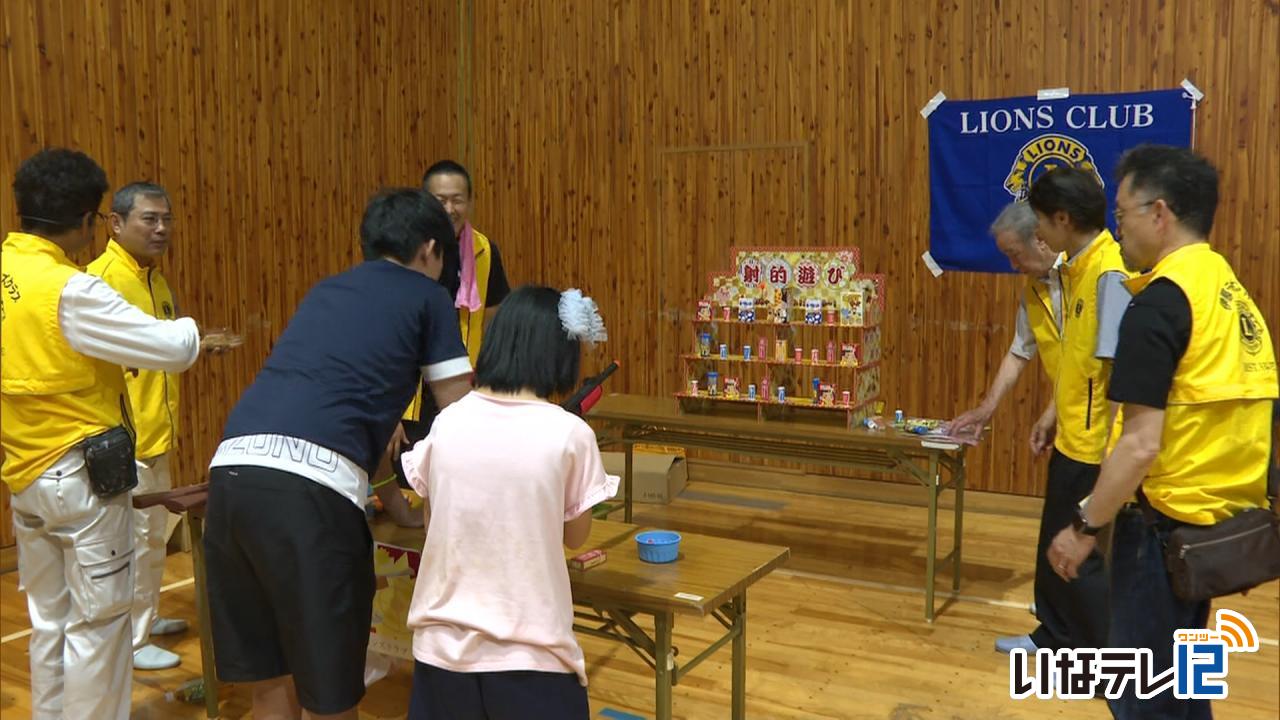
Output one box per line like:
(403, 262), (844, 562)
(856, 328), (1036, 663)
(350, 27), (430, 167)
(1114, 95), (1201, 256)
(635, 530), (682, 563)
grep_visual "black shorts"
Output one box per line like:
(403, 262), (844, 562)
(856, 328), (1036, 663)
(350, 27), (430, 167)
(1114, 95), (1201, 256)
(408, 661), (589, 720)
(204, 465), (375, 714)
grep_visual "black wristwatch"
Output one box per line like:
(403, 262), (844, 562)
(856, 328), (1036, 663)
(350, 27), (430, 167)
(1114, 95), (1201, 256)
(1072, 505), (1105, 536)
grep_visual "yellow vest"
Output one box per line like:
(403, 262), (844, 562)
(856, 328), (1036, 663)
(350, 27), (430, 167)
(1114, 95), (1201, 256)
(1124, 243), (1278, 524)
(1, 233), (132, 493)
(1054, 229), (1129, 464)
(402, 229), (492, 421)
(1024, 273), (1062, 382)
(87, 240), (181, 458)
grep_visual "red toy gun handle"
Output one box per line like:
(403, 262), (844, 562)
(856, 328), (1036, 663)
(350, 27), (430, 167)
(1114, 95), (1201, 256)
(562, 361), (619, 416)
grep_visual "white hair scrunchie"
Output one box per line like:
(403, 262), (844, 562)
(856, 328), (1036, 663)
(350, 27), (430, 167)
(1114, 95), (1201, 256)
(558, 289), (608, 345)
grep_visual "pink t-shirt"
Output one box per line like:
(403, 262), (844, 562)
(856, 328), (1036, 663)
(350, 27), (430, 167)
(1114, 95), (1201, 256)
(400, 391), (618, 685)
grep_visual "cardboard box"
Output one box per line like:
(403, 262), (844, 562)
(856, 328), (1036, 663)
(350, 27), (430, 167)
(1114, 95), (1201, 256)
(368, 539), (421, 661)
(602, 451), (688, 504)
(568, 549), (607, 570)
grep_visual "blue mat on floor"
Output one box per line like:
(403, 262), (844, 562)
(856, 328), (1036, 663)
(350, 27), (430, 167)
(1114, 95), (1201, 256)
(678, 489), (786, 510)
(598, 709), (648, 720)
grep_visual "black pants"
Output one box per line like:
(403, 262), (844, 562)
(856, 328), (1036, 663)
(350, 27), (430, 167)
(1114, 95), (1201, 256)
(408, 661), (589, 720)
(1029, 449), (1110, 650)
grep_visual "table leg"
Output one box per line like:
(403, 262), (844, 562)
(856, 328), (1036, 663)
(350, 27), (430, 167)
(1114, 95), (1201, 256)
(624, 442), (634, 523)
(188, 513), (220, 718)
(925, 453), (939, 623)
(654, 611), (673, 720)
(952, 457), (965, 592)
(731, 593), (746, 720)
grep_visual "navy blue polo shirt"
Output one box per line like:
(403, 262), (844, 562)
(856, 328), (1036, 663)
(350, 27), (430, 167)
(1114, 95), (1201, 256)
(221, 260), (470, 474)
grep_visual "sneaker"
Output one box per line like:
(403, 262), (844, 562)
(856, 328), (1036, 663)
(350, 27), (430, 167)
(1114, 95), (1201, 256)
(995, 634), (1038, 654)
(134, 644), (181, 670)
(150, 617), (189, 636)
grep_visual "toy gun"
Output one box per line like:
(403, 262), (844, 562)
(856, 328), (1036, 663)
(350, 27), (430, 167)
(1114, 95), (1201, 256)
(562, 361), (620, 416)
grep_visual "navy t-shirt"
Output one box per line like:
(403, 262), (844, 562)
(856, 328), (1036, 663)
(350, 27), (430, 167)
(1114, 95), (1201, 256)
(222, 260), (469, 474)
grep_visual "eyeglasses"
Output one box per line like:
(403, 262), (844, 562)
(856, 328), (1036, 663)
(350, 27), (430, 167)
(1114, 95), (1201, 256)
(1113, 200), (1155, 225)
(134, 212), (175, 228)
(85, 211), (110, 236)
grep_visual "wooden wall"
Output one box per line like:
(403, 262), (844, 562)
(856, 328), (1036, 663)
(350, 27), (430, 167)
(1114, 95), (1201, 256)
(463, 0), (1280, 494)
(0, 0), (462, 545)
(3, 0), (1278, 545)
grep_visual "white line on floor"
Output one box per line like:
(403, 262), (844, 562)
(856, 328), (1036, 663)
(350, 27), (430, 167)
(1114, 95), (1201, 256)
(773, 568), (1280, 647)
(0, 628), (31, 644)
(159, 577), (195, 593)
(1, 578), (194, 645)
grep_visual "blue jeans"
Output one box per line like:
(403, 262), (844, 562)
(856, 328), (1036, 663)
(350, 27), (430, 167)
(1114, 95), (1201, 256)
(1108, 507), (1212, 719)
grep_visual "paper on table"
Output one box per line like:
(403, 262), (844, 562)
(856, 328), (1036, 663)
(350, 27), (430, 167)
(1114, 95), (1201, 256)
(918, 421), (984, 447)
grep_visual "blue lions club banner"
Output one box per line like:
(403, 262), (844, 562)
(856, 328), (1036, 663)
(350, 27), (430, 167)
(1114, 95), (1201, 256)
(927, 88), (1196, 273)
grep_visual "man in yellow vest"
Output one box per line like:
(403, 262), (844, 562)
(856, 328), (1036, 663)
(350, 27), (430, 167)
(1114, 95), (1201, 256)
(373, 161), (512, 523)
(993, 167), (1131, 655)
(424, 159), (511, 365)
(86, 182), (196, 671)
(951, 201), (1063, 436)
(2, 149), (206, 719)
(1050, 145), (1277, 718)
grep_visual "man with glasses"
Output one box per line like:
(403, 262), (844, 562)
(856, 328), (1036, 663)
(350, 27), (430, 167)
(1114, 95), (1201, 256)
(88, 182), (200, 671)
(375, 160), (512, 524)
(423, 159), (511, 361)
(2, 149), (211, 719)
(1050, 145), (1277, 718)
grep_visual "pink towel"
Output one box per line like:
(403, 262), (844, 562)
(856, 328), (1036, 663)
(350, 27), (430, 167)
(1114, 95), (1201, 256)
(455, 222), (483, 312)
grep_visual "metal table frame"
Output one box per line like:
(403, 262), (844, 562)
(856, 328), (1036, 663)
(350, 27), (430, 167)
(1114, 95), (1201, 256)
(573, 593), (748, 720)
(369, 517), (785, 720)
(591, 396), (967, 621)
(133, 488), (219, 718)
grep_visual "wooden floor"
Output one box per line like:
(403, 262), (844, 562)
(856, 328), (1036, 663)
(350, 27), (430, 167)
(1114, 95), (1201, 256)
(1, 467), (1277, 719)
